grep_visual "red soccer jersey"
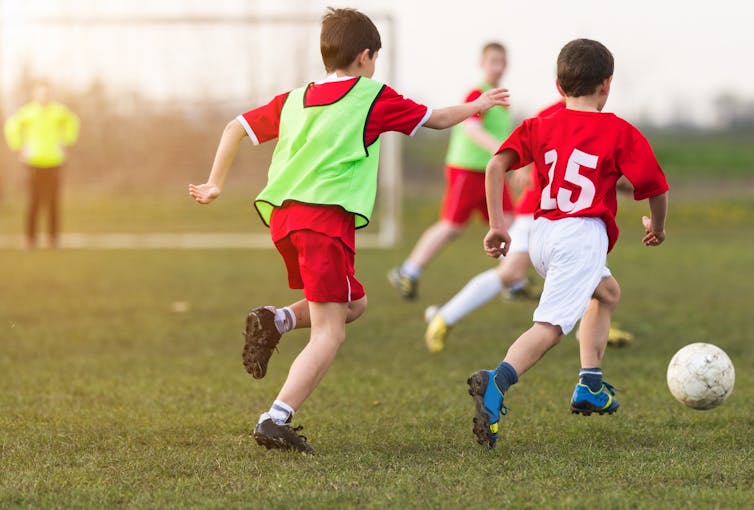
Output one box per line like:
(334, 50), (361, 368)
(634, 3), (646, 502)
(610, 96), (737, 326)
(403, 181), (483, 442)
(514, 101), (566, 215)
(238, 76), (431, 249)
(499, 108), (669, 251)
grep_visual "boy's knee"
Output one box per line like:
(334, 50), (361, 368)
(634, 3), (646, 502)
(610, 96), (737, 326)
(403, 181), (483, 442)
(594, 277), (621, 308)
(346, 296), (368, 323)
(439, 220), (464, 239)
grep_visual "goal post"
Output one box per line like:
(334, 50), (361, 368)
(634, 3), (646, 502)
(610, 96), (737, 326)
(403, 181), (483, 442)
(0, 10), (402, 248)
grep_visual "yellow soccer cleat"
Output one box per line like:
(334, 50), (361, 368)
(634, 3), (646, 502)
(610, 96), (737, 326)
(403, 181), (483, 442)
(607, 324), (634, 347)
(425, 313), (451, 353)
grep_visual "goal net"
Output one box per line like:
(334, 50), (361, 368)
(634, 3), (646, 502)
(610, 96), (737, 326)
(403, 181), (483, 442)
(0, 6), (400, 248)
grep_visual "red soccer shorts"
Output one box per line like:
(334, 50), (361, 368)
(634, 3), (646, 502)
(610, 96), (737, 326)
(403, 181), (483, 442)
(440, 166), (514, 225)
(274, 230), (365, 303)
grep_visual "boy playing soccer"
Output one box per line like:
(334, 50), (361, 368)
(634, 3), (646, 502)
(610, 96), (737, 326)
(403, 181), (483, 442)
(424, 100), (639, 351)
(189, 8), (509, 453)
(467, 39), (668, 449)
(388, 42), (515, 300)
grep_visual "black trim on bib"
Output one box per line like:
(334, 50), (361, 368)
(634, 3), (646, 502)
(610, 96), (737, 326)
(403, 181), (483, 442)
(302, 77), (362, 108)
(253, 199), (369, 230)
(363, 84), (387, 156)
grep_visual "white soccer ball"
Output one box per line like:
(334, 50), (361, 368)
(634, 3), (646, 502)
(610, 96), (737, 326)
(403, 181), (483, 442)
(666, 343), (735, 410)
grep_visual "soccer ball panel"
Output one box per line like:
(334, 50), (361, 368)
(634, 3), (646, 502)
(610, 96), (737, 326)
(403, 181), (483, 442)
(666, 342), (735, 410)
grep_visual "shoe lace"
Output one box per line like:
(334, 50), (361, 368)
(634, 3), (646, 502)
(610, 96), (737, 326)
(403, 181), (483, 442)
(283, 423), (310, 445)
(602, 381), (617, 395)
(500, 404), (511, 416)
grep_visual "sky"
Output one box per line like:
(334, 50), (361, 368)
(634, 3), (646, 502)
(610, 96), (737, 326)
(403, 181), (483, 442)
(2, 0), (753, 126)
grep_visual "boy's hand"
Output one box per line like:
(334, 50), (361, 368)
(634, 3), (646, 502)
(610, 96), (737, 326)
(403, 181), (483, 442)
(188, 183), (221, 204)
(642, 215), (665, 246)
(475, 88), (510, 114)
(484, 227), (511, 258)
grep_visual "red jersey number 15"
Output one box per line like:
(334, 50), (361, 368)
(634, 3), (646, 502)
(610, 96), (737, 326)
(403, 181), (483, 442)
(540, 148), (599, 213)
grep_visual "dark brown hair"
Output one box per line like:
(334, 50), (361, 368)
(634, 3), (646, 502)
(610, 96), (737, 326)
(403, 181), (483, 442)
(482, 42), (506, 56)
(557, 39), (614, 97)
(320, 7), (382, 72)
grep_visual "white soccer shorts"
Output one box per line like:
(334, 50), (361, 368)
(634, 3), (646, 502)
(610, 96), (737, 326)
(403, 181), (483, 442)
(528, 217), (612, 335)
(507, 214), (535, 254)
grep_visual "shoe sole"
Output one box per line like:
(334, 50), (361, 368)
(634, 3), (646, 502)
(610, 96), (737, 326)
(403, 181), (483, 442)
(253, 431), (315, 455)
(242, 309), (278, 379)
(467, 372), (495, 449)
(570, 404), (619, 416)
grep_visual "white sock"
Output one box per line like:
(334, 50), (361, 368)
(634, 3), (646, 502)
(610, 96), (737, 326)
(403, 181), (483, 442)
(265, 306), (296, 334)
(400, 260), (422, 280)
(267, 399), (295, 424)
(439, 269), (504, 326)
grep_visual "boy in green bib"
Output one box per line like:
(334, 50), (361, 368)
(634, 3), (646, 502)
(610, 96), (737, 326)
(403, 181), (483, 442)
(189, 7), (509, 453)
(389, 43), (515, 300)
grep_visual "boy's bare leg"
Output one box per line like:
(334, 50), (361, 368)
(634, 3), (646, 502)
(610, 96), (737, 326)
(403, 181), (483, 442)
(502, 322), (562, 376)
(404, 220), (464, 270)
(287, 297), (367, 329)
(389, 220), (464, 300)
(495, 251), (530, 288)
(276, 300), (354, 409)
(243, 297), (366, 378)
(578, 276), (620, 368)
(569, 276), (621, 416)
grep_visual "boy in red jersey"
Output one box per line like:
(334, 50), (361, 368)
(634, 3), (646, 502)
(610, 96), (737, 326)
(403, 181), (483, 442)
(189, 8), (509, 453)
(467, 39), (668, 449)
(388, 43), (515, 300)
(424, 101), (637, 351)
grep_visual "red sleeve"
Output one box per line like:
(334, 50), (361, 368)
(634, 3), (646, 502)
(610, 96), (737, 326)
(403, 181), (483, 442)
(364, 86), (430, 146)
(496, 118), (535, 170)
(617, 126), (669, 200)
(237, 92), (289, 144)
(465, 89), (483, 121)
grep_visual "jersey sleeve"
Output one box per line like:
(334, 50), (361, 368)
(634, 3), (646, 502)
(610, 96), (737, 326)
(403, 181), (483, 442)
(363, 86), (431, 146)
(464, 89), (483, 121)
(496, 118), (535, 170)
(236, 92), (289, 145)
(617, 126), (669, 200)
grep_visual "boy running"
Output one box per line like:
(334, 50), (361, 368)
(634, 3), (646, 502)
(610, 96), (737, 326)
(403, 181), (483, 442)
(388, 43), (514, 300)
(189, 8), (509, 454)
(424, 100), (638, 351)
(467, 39), (668, 449)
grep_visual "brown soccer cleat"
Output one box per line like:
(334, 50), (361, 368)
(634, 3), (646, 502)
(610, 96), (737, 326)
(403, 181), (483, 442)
(242, 307), (282, 379)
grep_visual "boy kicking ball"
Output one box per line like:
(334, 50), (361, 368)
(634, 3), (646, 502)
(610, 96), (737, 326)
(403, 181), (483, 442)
(189, 7), (510, 454)
(467, 39), (669, 449)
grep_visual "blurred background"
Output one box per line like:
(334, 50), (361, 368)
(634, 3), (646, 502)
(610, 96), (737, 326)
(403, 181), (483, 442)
(0, 0), (752, 243)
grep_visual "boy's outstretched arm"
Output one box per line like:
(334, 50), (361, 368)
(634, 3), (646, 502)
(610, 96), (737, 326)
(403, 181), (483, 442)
(483, 149), (518, 258)
(189, 119), (247, 204)
(424, 88), (510, 130)
(464, 120), (503, 153)
(642, 192), (668, 246)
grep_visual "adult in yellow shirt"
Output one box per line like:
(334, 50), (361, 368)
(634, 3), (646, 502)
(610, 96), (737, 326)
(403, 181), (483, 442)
(4, 81), (79, 248)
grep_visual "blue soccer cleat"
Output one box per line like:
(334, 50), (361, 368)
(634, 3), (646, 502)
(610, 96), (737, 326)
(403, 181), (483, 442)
(467, 370), (510, 449)
(570, 381), (620, 416)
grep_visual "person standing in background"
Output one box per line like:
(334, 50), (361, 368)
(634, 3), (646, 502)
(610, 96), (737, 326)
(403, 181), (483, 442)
(4, 80), (79, 249)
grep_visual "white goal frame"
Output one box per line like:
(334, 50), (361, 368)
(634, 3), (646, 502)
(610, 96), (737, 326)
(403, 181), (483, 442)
(0, 11), (401, 249)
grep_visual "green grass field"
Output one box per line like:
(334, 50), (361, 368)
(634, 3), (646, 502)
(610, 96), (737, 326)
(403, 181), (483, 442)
(1, 184), (753, 508)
